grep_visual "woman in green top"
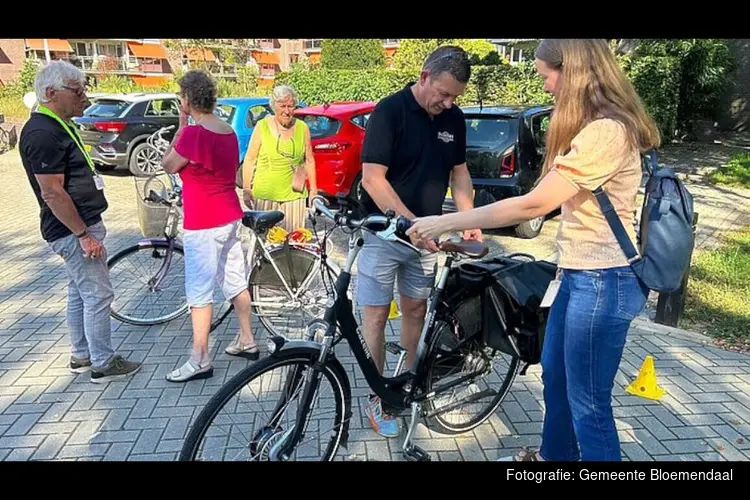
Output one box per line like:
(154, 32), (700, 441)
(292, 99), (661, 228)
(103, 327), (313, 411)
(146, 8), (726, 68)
(242, 85), (318, 232)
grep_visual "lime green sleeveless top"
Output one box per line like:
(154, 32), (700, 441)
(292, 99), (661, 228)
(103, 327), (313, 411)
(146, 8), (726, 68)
(252, 117), (307, 202)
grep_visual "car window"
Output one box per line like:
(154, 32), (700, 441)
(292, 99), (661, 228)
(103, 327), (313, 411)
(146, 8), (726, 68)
(145, 99), (179, 117)
(301, 115), (341, 139)
(530, 113), (550, 149)
(214, 104), (235, 123)
(246, 105), (270, 128)
(84, 100), (129, 118)
(350, 112), (371, 129)
(465, 117), (515, 148)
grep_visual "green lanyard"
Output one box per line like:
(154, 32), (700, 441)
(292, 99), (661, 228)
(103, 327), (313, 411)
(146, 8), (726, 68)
(36, 105), (98, 175)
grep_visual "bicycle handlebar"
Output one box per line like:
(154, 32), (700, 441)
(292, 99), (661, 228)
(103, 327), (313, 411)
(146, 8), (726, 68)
(311, 196), (419, 253)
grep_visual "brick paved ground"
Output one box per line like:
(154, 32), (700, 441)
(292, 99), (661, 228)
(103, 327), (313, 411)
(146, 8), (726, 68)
(1, 149), (749, 461)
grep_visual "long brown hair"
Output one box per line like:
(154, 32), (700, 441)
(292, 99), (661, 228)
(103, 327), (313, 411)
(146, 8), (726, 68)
(536, 39), (661, 176)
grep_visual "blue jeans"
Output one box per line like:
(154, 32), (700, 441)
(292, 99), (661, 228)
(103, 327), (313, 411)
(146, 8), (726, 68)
(538, 266), (649, 461)
(48, 221), (116, 369)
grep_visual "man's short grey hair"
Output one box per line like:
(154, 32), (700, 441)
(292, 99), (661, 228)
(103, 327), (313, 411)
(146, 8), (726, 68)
(422, 45), (471, 84)
(34, 60), (86, 103)
(270, 85), (298, 107)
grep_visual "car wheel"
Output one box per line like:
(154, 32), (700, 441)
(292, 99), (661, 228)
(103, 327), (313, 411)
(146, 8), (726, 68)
(129, 142), (163, 177)
(514, 215), (545, 239)
(351, 172), (363, 200)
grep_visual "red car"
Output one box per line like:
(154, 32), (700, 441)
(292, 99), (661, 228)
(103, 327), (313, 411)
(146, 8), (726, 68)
(295, 101), (376, 198)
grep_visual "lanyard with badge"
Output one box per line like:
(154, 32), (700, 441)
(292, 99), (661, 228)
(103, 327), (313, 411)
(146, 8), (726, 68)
(35, 104), (105, 191)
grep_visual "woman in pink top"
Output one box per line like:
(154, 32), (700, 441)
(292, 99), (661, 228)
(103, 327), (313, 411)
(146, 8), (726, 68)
(161, 69), (258, 383)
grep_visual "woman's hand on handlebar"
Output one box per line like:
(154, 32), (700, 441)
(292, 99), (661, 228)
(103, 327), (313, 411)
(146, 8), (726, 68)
(405, 215), (446, 249)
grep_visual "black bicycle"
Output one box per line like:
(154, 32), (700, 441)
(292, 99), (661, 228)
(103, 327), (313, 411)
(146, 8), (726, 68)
(179, 194), (556, 461)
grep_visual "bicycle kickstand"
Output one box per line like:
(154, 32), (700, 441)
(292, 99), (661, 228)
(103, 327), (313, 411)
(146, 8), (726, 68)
(401, 401), (431, 462)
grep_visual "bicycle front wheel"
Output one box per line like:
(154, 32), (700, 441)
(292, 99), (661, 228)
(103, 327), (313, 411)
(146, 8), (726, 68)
(108, 241), (188, 326)
(251, 245), (338, 339)
(179, 347), (349, 461)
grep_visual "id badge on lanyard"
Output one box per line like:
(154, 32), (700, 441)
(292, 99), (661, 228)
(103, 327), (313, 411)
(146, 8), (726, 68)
(36, 105), (103, 190)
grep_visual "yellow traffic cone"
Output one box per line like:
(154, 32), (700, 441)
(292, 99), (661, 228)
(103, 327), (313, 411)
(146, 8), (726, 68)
(388, 299), (401, 319)
(626, 355), (666, 400)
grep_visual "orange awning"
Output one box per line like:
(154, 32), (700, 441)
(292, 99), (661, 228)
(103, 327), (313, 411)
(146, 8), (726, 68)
(25, 39), (73, 52)
(127, 42), (167, 59)
(385, 47), (397, 57)
(257, 78), (274, 88)
(131, 75), (171, 87)
(307, 53), (321, 64)
(251, 50), (280, 66)
(185, 47), (216, 61)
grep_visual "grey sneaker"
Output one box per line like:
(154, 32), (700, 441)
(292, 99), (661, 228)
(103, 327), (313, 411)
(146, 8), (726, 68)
(70, 356), (92, 374)
(90, 355), (141, 384)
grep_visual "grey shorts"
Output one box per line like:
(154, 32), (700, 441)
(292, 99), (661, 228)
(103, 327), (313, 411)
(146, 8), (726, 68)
(356, 231), (438, 306)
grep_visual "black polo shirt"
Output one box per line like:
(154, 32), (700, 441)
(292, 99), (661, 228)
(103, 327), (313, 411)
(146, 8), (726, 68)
(359, 82), (466, 218)
(20, 112), (108, 242)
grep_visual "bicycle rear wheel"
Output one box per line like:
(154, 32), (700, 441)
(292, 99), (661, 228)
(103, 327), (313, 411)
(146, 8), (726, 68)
(251, 244), (338, 339)
(179, 347), (350, 461)
(108, 241), (188, 325)
(421, 295), (519, 435)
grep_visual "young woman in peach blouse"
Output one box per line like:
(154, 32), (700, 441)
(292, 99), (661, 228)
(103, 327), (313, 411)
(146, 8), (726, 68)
(407, 39), (661, 462)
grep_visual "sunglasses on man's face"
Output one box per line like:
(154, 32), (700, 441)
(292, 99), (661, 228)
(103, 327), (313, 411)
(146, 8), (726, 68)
(62, 85), (87, 97)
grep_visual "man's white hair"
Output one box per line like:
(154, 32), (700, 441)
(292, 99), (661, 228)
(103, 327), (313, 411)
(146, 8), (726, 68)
(270, 85), (298, 108)
(34, 60), (86, 103)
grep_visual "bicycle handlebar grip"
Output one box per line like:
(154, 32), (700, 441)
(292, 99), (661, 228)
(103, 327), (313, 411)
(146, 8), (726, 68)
(395, 216), (413, 239)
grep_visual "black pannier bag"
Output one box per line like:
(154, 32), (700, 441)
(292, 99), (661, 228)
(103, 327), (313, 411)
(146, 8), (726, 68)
(442, 255), (557, 374)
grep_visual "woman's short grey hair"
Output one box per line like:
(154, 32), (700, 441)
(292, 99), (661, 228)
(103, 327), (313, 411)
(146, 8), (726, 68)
(270, 85), (298, 108)
(34, 60), (86, 103)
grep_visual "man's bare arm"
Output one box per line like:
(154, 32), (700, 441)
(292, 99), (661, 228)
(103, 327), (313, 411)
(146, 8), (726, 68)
(36, 173), (87, 235)
(449, 163), (474, 212)
(361, 163), (416, 219)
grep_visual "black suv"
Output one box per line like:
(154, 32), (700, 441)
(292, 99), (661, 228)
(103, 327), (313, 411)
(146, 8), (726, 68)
(443, 104), (553, 239)
(73, 93), (180, 177)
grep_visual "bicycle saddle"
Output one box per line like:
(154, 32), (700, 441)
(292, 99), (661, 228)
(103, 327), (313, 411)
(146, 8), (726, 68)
(438, 239), (489, 259)
(242, 210), (285, 233)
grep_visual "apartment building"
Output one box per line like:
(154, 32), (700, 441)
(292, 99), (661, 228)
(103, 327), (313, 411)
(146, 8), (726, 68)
(3, 38), (173, 87)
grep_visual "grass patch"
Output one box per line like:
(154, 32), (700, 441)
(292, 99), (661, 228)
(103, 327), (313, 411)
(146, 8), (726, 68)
(0, 95), (30, 122)
(708, 151), (750, 188)
(683, 226), (750, 351)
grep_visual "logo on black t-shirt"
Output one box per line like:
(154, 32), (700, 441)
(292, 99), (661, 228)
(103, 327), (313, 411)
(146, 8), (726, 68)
(437, 131), (454, 143)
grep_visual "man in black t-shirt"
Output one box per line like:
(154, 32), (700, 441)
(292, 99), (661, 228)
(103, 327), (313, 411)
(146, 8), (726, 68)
(356, 46), (481, 437)
(19, 61), (140, 383)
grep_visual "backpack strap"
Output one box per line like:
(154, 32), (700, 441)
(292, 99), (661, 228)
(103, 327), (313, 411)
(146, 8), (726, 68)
(592, 185), (640, 264)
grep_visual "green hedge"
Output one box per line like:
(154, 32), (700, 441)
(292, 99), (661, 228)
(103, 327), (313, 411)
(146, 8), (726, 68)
(276, 57), (681, 141)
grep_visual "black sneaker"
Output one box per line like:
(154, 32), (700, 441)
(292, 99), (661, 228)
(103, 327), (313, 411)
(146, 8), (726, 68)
(70, 356), (92, 374)
(90, 355), (141, 384)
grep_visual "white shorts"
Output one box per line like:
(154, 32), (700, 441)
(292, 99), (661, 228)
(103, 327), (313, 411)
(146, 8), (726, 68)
(183, 219), (248, 307)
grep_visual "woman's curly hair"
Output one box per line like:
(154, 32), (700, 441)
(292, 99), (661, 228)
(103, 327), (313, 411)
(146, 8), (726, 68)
(178, 69), (217, 113)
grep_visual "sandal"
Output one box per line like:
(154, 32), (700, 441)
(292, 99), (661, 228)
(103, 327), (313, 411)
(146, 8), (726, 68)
(225, 337), (260, 360)
(166, 359), (213, 383)
(497, 446), (544, 461)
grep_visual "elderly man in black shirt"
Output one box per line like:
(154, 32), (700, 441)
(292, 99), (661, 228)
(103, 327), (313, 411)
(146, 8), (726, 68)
(357, 46), (481, 437)
(19, 61), (140, 383)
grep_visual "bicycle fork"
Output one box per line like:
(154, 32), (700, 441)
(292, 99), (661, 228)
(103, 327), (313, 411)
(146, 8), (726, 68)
(271, 327), (336, 460)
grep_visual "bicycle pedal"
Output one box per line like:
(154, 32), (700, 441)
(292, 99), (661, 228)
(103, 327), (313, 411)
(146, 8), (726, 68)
(403, 445), (431, 462)
(385, 341), (406, 355)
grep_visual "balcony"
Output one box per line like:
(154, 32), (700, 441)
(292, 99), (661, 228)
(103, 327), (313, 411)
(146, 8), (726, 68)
(382, 39), (400, 47)
(69, 55), (163, 74)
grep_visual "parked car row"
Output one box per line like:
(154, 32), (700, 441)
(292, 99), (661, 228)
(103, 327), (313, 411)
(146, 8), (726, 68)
(72, 91), (552, 239)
